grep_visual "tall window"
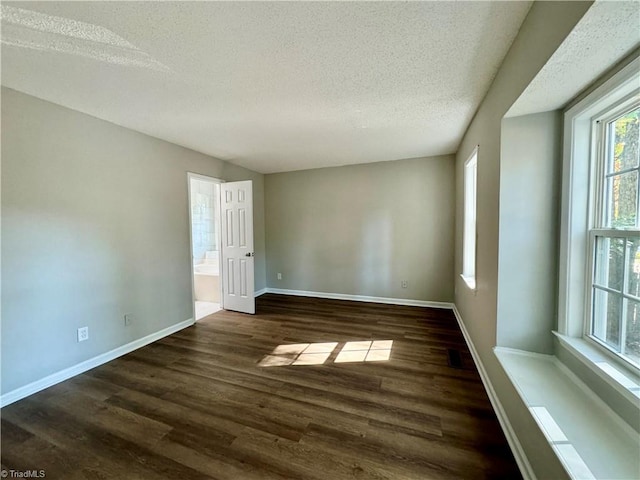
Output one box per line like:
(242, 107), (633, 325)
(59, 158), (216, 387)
(462, 147), (478, 289)
(590, 99), (640, 368)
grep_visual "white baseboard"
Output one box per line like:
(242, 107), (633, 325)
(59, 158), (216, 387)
(451, 306), (536, 480)
(0, 318), (195, 408)
(264, 287), (453, 309)
(254, 287), (268, 297)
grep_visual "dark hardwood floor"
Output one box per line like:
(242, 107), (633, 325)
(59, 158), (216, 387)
(1, 294), (522, 479)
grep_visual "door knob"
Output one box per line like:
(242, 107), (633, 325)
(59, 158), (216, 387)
(245, 252), (254, 257)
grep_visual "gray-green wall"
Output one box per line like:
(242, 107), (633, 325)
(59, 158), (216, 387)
(1, 87), (266, 394)
(497, 111), (563, 354)
(453, 2), (592, 479)
(265, 156), (455, 302)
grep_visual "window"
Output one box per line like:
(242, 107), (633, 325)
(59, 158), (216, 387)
(590, 101), (640, 368)
(559, 56), (640, 375)
(462, 147), (478, 289)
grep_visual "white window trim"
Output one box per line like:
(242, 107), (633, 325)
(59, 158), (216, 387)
(587, 92), (640, 370)
(558, 56), (640, 376)
(461, 146), (478, 290)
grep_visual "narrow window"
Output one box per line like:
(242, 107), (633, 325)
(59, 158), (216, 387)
(462, 147), (478, 289)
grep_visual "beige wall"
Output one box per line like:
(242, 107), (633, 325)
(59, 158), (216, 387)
(453, 2), (592, 479)
(265, 156), (455, 302)
(1, 87), (266, 394)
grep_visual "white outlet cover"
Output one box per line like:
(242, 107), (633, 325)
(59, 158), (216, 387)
(77, 326), (89, 342)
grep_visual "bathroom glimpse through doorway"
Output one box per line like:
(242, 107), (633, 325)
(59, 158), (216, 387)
(188, 173), (222, 321)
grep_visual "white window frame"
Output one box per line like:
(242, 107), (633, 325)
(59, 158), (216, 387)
(461, 147), (478, 290)
(559, 56), (640, 374)
(587, 96), (640, 368)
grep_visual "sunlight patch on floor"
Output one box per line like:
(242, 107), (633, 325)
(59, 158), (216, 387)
(258, 340), (393, 367)
(335, 340), (392, 363)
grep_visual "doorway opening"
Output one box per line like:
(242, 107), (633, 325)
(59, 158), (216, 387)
(188, 173), (222, 320)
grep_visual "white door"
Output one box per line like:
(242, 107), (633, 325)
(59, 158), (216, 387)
(220, 180), (255, 314)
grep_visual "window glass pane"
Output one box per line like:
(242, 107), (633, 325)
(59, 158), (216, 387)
(594, 236), (624, 291)
(625, 299), (640, 366)
(592, 288), (621, 350)
(626, 237), (640, 297)
(607, 170), (638, 228)
(609, 107), (640, 173)
(462, 153), (477, 282)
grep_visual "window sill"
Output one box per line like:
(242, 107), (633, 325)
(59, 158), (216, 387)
(552, 332), (640, 405)
(460, 274), (476, 291)
(495, 347), (640, 480)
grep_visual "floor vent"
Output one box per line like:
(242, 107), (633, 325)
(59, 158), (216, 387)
(447, 348), (463, 369)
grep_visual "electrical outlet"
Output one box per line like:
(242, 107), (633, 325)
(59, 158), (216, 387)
(77, 326), (89, 342)
(277, 273), (282, 280)
(124, 314), (132, 326)
(401, 280), (408, 289)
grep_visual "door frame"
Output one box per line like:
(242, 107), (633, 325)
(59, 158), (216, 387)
(187, 172), (224, 320)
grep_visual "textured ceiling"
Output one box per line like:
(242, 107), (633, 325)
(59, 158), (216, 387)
(1, 1), (533, 173)
(508, 1), (640, 117)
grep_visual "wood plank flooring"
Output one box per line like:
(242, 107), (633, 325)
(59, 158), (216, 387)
(1, 294), (522, 479)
